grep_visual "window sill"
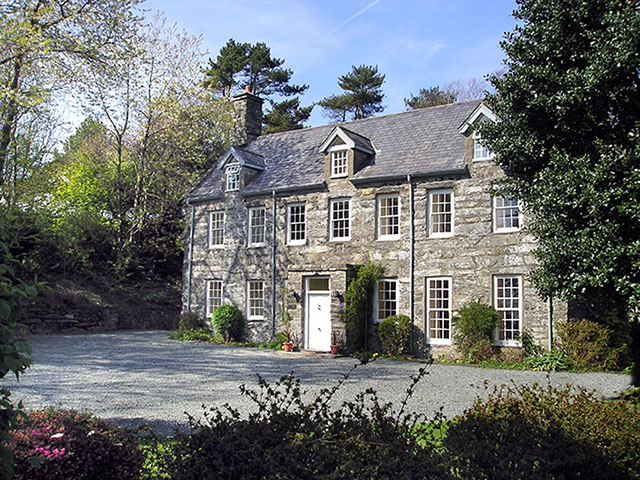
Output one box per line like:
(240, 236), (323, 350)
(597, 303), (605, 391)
(329, 238), (351, 242)
(209, 245), (225, 249)
(247, 244), (266, 249)
(377, 236), (401, 241)
(472, 157), (494, 163)
(428, 234), (454, 239)
(494, 341), (522, 347)
(493, 228), (522, 234)
(427, 339), (452, 346)
(287, 241), (307, 246)
(329, 174), (348, 179)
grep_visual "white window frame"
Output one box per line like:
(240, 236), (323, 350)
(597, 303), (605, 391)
(374, 279), (398, 323)
(225, 163), (240, 192)
(426, 277), (452, 345)
(247, 206), (266, 247)
(428, 189), (454, 238)
(472, 131), (494, 161)
(329, 198), (351, 241)
(208, 211), (225, 248)
(494, 275), (523, 346)
(287, 202), (306, 246)
(330, 148), (348, 178)
(205, 280), (223, 318)
(377, 193), (401, 240)
(493, 196), (523, 233)
(247, 280), (265, 320)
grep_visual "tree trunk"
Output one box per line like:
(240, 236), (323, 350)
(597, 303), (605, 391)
(0, 57), (23, 188)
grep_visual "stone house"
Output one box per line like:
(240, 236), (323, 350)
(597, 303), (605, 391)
(182, 91), (565, 357)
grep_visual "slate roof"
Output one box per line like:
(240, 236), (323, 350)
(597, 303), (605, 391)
(218, 146), (265, 170)
(334, 126), (375, 153)
(188, 100), (481, 200)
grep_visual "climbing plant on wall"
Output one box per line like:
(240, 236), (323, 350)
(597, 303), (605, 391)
(344, 261), (384, 351)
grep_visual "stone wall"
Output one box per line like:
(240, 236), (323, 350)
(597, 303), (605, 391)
(184, 135), (566, 356)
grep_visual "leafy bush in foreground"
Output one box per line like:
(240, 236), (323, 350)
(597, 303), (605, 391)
(11, 408), (142, 480)
(443, 382), (640, 479)
(378, 314), (412, 355)
(162, 362), (453, 480)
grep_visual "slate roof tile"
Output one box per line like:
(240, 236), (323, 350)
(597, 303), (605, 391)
(189, 100), (480, 200)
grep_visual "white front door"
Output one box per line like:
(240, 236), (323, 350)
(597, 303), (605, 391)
(306, 293), (331, 351)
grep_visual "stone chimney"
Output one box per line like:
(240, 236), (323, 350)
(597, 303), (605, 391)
(231, 87), (263, 146)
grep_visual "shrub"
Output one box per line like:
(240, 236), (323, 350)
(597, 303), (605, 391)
(452, 302), (499, 362)
(522, 348), (571, 371)
(378, 315), (412, 355)
(443, 382), (640, 479)
(168, 328), (215, 342)
(161, 363), (453, 480)
(518, 328), (542, 357)
(345, 262), (384, 351)
(557, 318), (621, 371)
(11, 408), (142, 480)
(211, 305), (243, 342)
(178, 312), (204, 331)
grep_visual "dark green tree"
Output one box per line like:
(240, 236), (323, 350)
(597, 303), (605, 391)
(263, 98), (313, 134)
(404, 86), (458, 110)
(320, 65), (386, 121)
(203, 39), (310, 132)
(482, 0), (640, 381)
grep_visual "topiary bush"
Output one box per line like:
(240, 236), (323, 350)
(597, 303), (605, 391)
(378, 315), (412, 355)
(178, 312), (204, 331)
(211, 305), (244, 342)
(557, 318), (622, 371)
(452, 301), (499, 362)
(11, 407), (143, 480)
(443, 382), (640, 480)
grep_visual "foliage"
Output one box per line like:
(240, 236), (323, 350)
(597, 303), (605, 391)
(404, 87), (457, 110)
(378, 315), (412, 355)
(443, 382), (640, 479)
(203, 39), (307, 98)
(557, 318), (622, 371)
(10, 408), (143, 480)
(452, 302), (499, 362)
(139, 437), (174, 480)
(344, 262), (384, 351)
(159, 362), (454, 480)
(263, 97), (313, 134)
(319, 65), (386, 121)
(211, 305), (244, 342)
(167, 328), (215, 343)
(178, 312), (204, 331)
(518, 328), (542, 357)
(0, 218), (37, 478)
(522, 348), (571, 372)
(482, 0), (640, 314)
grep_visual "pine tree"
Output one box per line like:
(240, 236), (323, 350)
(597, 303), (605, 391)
(263, 98), (313, 134)
(404, 86), (458, 110)
(319, 65), (386, 121)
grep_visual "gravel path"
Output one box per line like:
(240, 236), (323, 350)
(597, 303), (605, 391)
(5, 331), (631, 436)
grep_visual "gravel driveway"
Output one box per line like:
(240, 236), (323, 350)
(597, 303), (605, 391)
(5, 331), (631, 436)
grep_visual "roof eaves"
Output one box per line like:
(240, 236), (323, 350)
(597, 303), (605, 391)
(350, 167), (468, 185)
(240, 182), (326, 198)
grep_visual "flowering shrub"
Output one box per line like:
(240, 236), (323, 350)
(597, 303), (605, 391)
(11, 408), (142, 480)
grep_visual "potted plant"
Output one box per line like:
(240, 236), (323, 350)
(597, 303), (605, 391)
(330, 331), (342, 355)
(282, 328), (294, 352)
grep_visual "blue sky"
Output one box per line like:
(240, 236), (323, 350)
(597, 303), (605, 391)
(143, 0), (518, 126)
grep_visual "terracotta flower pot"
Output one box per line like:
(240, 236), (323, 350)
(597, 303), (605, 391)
(282, 341), (294, 352)
(330, 344), (341, 355)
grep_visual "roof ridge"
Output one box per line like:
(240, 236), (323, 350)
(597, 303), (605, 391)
(254, 99), (483, 141)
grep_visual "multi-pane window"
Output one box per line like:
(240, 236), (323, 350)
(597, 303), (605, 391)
(206, 280), (223, 317)
(209, 211), (224, 247)
(494, 196), (521, 232)
(247, 281), (264, 320)
(473, 131), (493, 161)
(494, 275), (522, 344)
(287, 203), (306, 245)
(331, 150), (348, 178)
(428, 189), (454, 237)
(248, 207), (266, 247)
(377, 194), (400, 239)
(330, 198), (351, 241)
(375, 279), (398, 323)
(427, 277), (452, 344)
(225, 164), (240, 191)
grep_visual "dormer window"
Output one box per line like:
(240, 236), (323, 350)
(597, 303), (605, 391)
(473, 131), (494, 161)
(225, 163), (240, 191)
(330, 149), (348, 178)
